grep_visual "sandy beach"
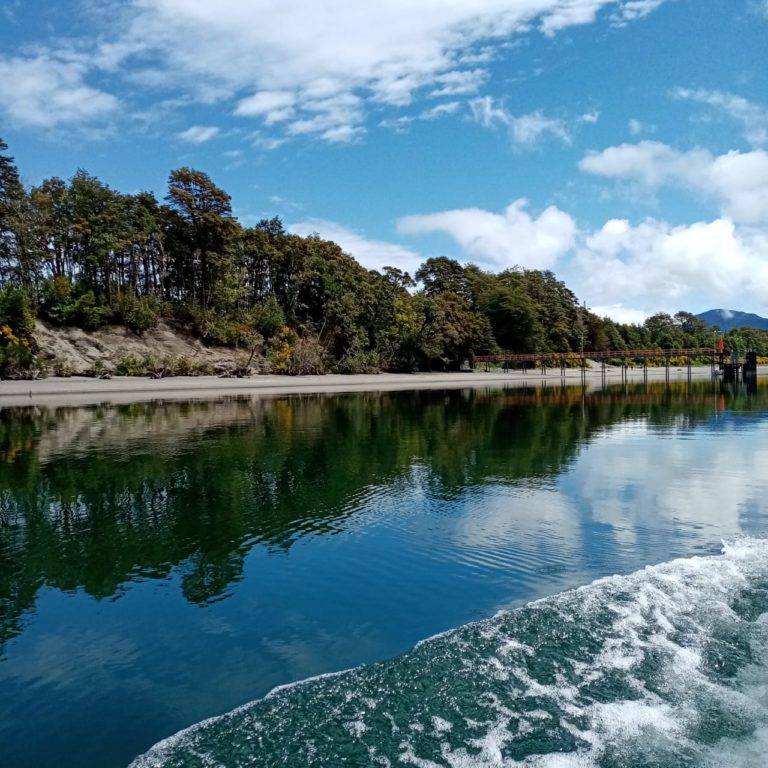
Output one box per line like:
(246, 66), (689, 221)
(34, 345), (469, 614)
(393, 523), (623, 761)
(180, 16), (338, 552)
(0, 364), (749, 408)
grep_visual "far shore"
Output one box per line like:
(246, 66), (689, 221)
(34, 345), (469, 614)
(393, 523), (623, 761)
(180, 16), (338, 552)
(1, 364), (760, 409)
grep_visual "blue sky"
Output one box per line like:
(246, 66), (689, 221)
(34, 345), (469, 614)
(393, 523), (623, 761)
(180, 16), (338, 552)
(1, 0), (767, 322)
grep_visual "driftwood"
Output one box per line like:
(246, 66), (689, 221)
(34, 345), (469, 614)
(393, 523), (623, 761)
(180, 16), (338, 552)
(216, 344), (259, 378)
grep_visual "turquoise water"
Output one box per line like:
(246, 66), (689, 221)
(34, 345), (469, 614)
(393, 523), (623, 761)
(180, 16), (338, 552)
(2, 379), (768, 766)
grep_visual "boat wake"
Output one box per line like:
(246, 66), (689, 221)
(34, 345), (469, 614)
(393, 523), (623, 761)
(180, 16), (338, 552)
(130, 538), (768, 767)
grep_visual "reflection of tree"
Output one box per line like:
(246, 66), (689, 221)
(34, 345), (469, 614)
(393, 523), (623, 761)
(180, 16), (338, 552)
(1, 381), (764, 648)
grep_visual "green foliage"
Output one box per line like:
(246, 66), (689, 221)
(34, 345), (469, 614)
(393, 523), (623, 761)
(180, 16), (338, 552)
(190, 307), (261, 348)
(50, 357), (77, 377)
(0, 322), (39, 379)
(267, 327), (325, 375)
(69, 291), (113, 329)
(40, 276), (74, 324)
(334, 342), (381, 374)
(0, 286), (35, 340)
(251, 296), (285, 340)
(115, 353), (146, 376)
(116, 293), (162, 334)
(4, 136), (762, 373)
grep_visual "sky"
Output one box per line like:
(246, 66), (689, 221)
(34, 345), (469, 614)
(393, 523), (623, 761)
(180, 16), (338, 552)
(1, 0), (767, 323)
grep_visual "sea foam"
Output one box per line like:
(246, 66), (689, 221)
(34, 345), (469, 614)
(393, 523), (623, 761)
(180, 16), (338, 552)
(131, 537), (768, 767)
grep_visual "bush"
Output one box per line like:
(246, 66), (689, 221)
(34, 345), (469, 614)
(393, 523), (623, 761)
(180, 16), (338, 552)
(267, 327), (326, 375)
(40, 277), (74, 325)
(0, 287), (35, 340)
(190, 308), (261, 348)
(173, 355), (195, 376)
(69, 291), (113, 330)
(334, 347), (381, 374)
(0, 324), (41, 379)
(251, 297), (285, 340)
(114, 353), (146, 376)
(50, 357), (77, 377)
(116, 293), (162, 334)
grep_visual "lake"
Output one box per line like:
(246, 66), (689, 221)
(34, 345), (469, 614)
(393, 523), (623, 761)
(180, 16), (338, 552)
(2, 378), (768, 767)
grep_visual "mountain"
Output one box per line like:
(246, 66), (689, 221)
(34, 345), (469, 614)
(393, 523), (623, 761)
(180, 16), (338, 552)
(695, 309), (768, 332)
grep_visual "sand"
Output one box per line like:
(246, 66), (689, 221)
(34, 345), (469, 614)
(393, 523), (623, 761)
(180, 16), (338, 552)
(0, 364), (744, 408)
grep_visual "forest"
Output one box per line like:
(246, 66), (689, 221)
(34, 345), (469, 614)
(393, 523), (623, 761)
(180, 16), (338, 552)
(1, 136), (766, 378)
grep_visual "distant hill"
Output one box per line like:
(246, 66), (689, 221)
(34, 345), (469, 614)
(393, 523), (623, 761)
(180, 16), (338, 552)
(695, 309), (768, 332)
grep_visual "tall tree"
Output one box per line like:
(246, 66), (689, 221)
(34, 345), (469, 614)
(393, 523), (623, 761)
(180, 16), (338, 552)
(165, 168), (236, 307)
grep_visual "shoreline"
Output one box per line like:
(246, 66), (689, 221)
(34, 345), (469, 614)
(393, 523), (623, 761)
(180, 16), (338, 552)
(0, 365), (756, 408)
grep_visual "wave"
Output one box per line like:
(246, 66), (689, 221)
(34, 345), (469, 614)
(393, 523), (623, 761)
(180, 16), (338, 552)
(130, 538), (768, 767)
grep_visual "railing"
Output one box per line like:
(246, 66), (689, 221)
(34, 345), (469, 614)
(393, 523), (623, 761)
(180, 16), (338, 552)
(475, 348), (717, 363)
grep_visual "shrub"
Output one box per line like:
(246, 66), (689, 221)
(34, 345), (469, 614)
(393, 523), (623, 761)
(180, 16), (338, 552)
(0, 324), (41, 379)
(115, 353), (145, 376)
(0, 287), (35, 339)
(190, 308), (260, 348)
(50, 357), (76, 377)
(251, 297), (285, 340)
(334, 347), (381, 374)
(172, 355), (194, 376)
(117, 293), (162, 334)
(267, 328), (326, 375)
(69, 291), (113, 330)
(40, 277), (74, 325)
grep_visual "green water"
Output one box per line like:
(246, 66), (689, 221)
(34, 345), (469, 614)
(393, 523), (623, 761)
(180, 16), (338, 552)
(2, 380), (768, 766)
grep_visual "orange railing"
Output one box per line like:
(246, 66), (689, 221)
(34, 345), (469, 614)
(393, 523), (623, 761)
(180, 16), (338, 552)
(475, 348), (717, 362)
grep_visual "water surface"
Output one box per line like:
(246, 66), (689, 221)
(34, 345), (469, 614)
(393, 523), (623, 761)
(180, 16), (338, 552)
(2, 379), (768, 766)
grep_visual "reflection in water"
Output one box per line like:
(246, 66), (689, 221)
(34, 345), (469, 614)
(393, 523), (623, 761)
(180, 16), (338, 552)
(1, 379), (768, 768)
(0, 380), (750, 645)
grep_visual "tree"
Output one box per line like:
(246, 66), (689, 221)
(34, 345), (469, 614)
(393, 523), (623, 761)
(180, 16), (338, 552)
(0, 139), (27, 288)
(165, 168), (237, 307)
(416, 257), (471, 300)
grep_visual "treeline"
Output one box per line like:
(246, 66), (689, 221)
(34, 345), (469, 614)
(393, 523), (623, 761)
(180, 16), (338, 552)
(0, 136), (766, 377)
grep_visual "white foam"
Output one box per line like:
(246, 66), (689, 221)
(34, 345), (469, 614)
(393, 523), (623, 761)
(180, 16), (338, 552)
(131, 537), (768, 768)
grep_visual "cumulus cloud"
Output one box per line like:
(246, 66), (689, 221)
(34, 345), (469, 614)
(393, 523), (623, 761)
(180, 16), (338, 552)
(176, 125), (220, 143)
(289, 219), (424, 275)
(0, 53), (118, 128)
(89, 0), (663, 143)
(580, 141), (768, 223)
(672, 87), (768, 147)
(398, 199), (577, 270)
(568, 217), (768, 311)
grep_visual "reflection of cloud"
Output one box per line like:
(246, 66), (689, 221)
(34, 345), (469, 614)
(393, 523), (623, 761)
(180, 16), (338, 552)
(0, 626), (141, 691)
(450, 489), (582, 576)
(567, 418), (768, 546)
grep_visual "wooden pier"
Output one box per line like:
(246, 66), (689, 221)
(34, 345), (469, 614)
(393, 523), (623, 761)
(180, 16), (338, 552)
(473, 347), (757, 384)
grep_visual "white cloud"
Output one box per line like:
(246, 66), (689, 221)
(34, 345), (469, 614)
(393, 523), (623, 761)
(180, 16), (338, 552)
(398, 199), (577, 270)
(568, 216), (768, 312)
(672, 87), (768, 147)
(98, 0), (665, 143)
(610, 0), (666, 26)
(420, 102), (462, 120)
(0, 53), (118, 128)
(469, 96), (573, 148)
(380, 102), (462, 132)
(289, 219), (424, 275)
(628, 118), (655, 136)
(580, 141), (768, 223)
(234, 90), (296, 124)
(590, 304), (651, 324)
(176, 125), (220, 143)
